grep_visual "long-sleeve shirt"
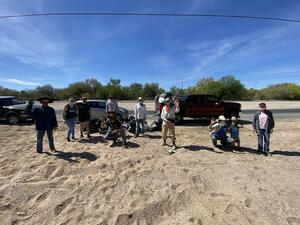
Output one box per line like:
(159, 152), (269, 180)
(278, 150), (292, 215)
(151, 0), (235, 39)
(253, 110), (275, 134)
(29, 105), (58, 130)
(134, 103), (147, 120)
(106, 99), (118, 113)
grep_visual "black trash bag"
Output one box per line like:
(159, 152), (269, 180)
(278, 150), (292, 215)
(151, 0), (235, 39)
(149, 113), (162, 132)
(126, 115), (136, 134)
(88, 118), (101, 133)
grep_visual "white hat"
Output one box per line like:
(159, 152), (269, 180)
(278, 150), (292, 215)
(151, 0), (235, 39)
(231, 116), (237, 121)
(164, 97), (171, 102)
(218, 115), (227, 121)
(138, 97), (143, 101)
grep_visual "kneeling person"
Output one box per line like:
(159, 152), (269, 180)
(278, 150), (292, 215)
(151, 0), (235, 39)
(103, 113), (127, 148)
(209, 115), (232, 146)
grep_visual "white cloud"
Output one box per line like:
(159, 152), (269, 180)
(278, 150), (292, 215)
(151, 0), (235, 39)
(0, 0), (71, 69)
(0, 78), (39, 86)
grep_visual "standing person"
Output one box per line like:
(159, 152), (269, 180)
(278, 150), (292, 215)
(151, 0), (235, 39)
(27, 97), (58, 153)
(228, 116), (243, 148)
(161, 98), (179, 154)
(106, 94), (118, 117)
(63, 98), (78, 141)
(134, 97), (147, 138)
(253, 103), (275, 156)
(209, 115), (232, 146)
(77, 97), (91, 138)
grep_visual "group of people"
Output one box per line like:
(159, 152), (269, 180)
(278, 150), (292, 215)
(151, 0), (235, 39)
(27, 96), (274, 156)
(209, 102), (275, 156)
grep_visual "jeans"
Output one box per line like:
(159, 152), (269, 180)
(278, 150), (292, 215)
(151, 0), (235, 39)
(65, 117), (76, 138)
(258, 129), (270, 152)
(211, 133), (232, 146)
(37, 130), (55, 152)
(135, 119), (145, 135)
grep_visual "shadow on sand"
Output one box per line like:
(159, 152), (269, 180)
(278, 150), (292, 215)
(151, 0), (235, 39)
(45, 150), (97, 163)
(183, 145), (222, 154)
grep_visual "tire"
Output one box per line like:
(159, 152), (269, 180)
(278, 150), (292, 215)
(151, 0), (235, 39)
(6, 114), (19, 125)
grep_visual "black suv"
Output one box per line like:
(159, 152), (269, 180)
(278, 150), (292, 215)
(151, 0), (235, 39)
(0, 96), (32, 125)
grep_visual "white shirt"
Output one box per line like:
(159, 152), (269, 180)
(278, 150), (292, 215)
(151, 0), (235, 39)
(134, 103), (147, 120)
(161, 105), (179, 121)
(106, 99), (118, 113)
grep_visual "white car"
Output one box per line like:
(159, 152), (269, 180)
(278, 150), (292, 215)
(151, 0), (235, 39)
(76, 100), (128, 121)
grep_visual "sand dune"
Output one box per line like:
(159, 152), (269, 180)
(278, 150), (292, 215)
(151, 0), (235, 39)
(0, 119), (300, 225)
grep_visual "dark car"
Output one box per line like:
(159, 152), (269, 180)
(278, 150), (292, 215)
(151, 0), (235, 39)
(177, 94), (241, 121)
(0, 96), (33, 125)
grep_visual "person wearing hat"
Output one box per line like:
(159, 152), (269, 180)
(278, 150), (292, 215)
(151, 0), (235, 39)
(77, 97), (91, 138)
(106, 94), (119, 117)
(228, 116), (243, 148)
(134, 97), (147, 138)
(209, 115), (232, 146)
(253, 103), (275, 156)
(27, 97), (58, 153)
(161, 97), (179, 154)
(63, 98), (78, 141)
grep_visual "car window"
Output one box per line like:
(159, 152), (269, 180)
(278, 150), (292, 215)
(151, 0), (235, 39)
(98, 102), (106, 108)
(88, 101), (98, 108)
(207, 96), (218, 102)
(191, 95), (203, 104)
(0, 99), (12, 106)
(11, 98), (23, 105)
(180, 96), (188, 102)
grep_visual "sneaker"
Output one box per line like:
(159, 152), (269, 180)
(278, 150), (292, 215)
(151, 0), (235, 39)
(67, 137), (71, 142)
(50, 148), (56, 152)
(71, 136), (76, 140)
(168, 149), (175, 155)
(172, 145), (176, 150)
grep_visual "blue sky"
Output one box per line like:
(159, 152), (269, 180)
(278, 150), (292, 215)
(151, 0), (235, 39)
(0, 0), (300, 91)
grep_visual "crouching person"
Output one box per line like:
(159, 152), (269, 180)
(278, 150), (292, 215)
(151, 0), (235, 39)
(103, 113), (127, 148)
(209, 115), (232, 147)
(161, 97), (179, 154)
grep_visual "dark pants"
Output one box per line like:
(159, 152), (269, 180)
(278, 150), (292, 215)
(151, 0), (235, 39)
(211, 133), (233, 146)
(135, 119), (145, 135)
(37, 129), (55, 152)
(258, 129), (270, 152)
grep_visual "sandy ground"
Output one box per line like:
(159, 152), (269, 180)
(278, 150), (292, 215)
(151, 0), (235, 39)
(0, 118), (300, 225)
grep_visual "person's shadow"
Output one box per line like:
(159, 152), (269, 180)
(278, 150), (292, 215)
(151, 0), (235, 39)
(183, 145), (223, 154)
(45, 150), (97, 163)
(77, 136), (105, 144)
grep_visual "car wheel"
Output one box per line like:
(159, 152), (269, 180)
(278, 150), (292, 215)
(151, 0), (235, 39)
(6, 114), (19, 125)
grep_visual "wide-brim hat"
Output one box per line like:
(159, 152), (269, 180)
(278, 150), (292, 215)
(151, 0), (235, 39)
(37, 97), (53, 103)
(218, 115), (227, 121)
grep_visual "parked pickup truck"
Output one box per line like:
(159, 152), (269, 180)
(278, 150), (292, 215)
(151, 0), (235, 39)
(176, 94), (241, 121)
(0, 96), (33, 125)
